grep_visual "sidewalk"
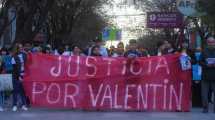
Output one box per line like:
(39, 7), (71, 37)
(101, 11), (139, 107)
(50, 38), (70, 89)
(0, 108), (214, 120)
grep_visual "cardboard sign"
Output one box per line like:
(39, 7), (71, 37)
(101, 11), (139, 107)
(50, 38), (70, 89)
(0, 74), (13, 91)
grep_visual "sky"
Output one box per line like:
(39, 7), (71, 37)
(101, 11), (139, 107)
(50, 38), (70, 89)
(104, 0), (146, 46)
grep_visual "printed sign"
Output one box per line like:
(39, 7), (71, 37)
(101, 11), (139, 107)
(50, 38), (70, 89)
(147, 12), (183, 28)
(177, 0), (205, 17)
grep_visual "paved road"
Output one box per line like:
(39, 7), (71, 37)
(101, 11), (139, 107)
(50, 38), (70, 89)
(0, 108), (215, 120)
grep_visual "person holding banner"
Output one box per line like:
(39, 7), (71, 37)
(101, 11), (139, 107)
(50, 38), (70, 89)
(91, 45), (102, 56)
(179, 43), (192, 71)
(71, 45), (85, 56)
(201, 37), (215, 113)
(157, 40), (175, 56)
(88, 38), (108, 57)
(124, 39), (142, 58)
(112, 42), (125, 57)
(11, 44), (28, 112)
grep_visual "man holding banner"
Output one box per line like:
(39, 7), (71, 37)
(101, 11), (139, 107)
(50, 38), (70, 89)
(11, 44), (28, 112)
(201, 37), (215, 113)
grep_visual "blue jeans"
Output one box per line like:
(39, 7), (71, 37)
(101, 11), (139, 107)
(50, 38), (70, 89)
(0, 91), (4, 107)
(12, 79), (26, 106)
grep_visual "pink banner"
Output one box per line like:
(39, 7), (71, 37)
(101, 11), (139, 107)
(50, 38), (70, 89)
(23, 53), (191, 111)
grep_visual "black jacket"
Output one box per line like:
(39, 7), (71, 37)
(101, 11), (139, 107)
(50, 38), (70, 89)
(200, 48), (215, 82)
(12, 55), (22, 80)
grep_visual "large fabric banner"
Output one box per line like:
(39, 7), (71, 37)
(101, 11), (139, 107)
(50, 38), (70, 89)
(23, 54), (191, 112)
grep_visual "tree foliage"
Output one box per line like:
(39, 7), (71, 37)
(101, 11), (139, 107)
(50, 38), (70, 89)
(133, 0), (180, 50)
(0, 0), (110, 47)
(197, 0), (215, 30)
(138, 0), (177, 12)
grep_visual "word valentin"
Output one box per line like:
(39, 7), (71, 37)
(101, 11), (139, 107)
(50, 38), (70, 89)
(32, 80), (184, 111)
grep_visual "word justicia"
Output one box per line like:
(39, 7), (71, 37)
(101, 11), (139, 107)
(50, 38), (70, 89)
(50, 56), (170, 77)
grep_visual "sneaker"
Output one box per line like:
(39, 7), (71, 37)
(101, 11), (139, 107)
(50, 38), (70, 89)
(12, 106), (18, 112)
(0, 107), (4, 112)
(21, 105), (28, 111)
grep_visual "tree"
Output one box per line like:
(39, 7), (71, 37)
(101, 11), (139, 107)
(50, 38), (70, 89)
(197, 0), (215, 31)
(132, 0), (180, 50)
(0, 0), (110, 47)
(137, 0), (177, 12)
(47, 0), (109, 47)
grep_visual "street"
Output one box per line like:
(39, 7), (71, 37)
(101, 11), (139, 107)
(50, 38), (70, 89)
(0, 108), (215, 120)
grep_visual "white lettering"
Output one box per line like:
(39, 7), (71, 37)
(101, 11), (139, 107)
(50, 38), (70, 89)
(114, 85), (122, 109)
(137, 84), (148, 110)
(50, 56), (62, 77)
(47, 83), (61, 104)
(100, 85), (112, 108)
(163, 79), (169, 110)
(67, 56), (80, 77)
(86, 57), (97, 77)
(32, 82), (47, 102)
(169, 83), (183, 111)
(124, 84), (136, 109)
(89, 84), (103, 107)
(155, 57), (170, 75)
(130, 60), (142, 75)
(122, 61), (127, 75)
(150, 84), (162, 110)
(64, 83), (79, 107)
(103, 58), (115, 76)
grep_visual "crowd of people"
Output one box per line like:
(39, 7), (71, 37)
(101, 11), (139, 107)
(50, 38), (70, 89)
(0, 38), (214, 113)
